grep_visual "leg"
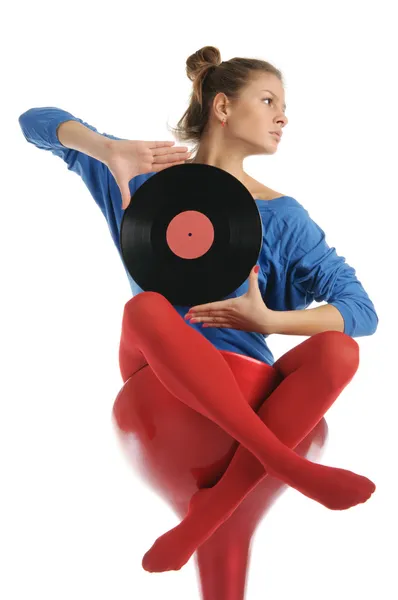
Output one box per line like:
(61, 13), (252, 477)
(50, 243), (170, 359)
(120, 293), (374, 513)
(195, 418), (328, 600)
(142, 330), (375, 572)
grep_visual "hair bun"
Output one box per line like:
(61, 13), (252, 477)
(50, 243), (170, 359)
(186, 46), (221, 83)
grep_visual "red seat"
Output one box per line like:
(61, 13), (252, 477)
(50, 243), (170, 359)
(112, 349), (328, 600)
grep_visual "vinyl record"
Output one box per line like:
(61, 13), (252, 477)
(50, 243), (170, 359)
(120, 163), (263, 306)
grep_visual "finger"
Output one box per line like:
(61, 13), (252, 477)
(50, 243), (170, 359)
(147, 141), (176, 149)
(152, 146), (190, 157)
(188, 314), (227, 323)
(121, 186), (132, 210)
(185, 310), (228, 320)
(187, 304), (231, 317)
(188, 302), (230, 314)
(153, 151), (191, 164)
(153, 160), (188, 172)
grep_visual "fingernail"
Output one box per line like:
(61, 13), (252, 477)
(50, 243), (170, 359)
(254, 265), (259, 274)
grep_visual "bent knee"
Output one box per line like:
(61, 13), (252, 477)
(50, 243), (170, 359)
(315, 331), (360, 382)
(123, 292), (177, 333)
(125, 291), (169, 316)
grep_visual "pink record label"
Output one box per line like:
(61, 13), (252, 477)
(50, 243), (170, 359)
(166, 210), (215, 259)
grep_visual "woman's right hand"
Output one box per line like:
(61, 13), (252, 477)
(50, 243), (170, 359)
(104, 139), (192, 210)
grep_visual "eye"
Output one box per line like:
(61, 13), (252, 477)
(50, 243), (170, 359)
(263, 97), (286, 115)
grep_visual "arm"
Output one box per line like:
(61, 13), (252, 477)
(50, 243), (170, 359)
(271, 207), (379, 338)
(18, 107), (126, 221)
(18, 107), (123, 164)
(269, 304), (344, 336)
(56, 119), (114, 163)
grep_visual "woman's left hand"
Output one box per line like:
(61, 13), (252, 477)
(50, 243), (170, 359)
(185, 265), (278, 335)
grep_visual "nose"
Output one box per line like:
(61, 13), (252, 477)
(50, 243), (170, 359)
(274, 116), (287, 131)
(278, 113), (288, 127)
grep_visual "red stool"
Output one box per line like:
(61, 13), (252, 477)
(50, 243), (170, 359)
(112, 348), (328, 600)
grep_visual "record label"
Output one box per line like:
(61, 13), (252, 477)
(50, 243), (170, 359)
(120, 163), (263, 306)
(166, 210), (214, 259)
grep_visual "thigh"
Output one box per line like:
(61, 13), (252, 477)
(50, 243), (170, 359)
(119, 330), (147, 383)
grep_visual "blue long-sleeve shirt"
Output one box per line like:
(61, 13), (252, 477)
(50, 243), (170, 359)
(18, 107), (379, 366)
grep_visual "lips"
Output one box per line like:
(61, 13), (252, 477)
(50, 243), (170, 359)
(270, 131), (282, 139)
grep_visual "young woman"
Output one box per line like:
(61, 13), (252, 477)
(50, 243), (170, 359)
(19, 45), (378, 574)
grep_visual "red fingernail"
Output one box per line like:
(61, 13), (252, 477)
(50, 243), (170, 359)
(254, 265), (259, 273)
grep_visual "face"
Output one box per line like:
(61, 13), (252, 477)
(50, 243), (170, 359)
(215, 73), (288, 156)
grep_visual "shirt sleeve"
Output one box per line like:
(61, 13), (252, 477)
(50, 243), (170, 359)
(18, 106), (127, 223)
(279, 206), (379, 337)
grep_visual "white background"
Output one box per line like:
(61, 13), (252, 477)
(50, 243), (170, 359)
(2, 1), (397, 598)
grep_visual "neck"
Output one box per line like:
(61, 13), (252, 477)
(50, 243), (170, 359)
(187, 133), (251, 190)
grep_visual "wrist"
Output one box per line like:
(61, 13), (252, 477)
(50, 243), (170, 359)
(99, 137), (117, 164)
(259, 309), (281, 335)
(269, 310), (281, 334)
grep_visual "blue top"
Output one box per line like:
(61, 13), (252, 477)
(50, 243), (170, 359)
(18, 107), (379, 366)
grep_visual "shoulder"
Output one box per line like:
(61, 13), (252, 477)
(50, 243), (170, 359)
(248, 182), (286, 201)
(242, 174), (285, 200)
(273, 201), (328, 261)
(256, 196), (326, 255)
(253, 187), (286, 201)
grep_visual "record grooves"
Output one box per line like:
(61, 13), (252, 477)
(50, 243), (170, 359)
(120, 163), (263, 306)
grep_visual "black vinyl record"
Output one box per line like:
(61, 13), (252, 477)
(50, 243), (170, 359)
(120, 163), (263, 306)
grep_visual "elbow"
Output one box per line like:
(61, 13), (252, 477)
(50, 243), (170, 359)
(357, 308), (379, 337)
(18, 109), (35, 139)
(18, 111), (27, 131)
(330, 299), (379, 338)
(19, 108), (34, 125)
(368, 311), (379, 336)
(18, 109), (29, 122)
(363, 299), (379, 336)
(19, 107), (45, 132)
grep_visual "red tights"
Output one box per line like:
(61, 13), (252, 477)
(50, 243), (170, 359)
(118, 292), (375, 572)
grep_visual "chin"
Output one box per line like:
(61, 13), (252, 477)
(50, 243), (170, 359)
(259, 145), (277, 156)
(247, 140), (277, 157)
